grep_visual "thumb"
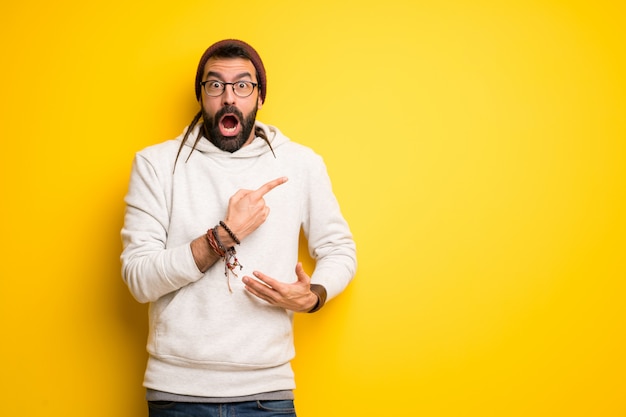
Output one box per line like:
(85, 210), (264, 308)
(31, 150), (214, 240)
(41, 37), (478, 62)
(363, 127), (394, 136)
(295, 262), (310, 284)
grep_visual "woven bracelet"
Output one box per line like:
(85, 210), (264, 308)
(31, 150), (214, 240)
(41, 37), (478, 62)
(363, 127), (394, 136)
(206, 227), (226, 257)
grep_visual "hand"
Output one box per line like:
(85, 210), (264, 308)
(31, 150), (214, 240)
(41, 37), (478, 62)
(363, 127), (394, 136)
(224, 177), (288, 242)
(242, 263), (318, 312)
(190, 177), (287, 273)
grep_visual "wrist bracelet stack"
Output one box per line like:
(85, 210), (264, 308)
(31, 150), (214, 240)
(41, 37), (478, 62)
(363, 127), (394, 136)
(206, 221), (241, 293)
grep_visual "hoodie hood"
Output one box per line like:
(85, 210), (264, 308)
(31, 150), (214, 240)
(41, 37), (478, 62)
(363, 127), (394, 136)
(176, 121), (289, 160)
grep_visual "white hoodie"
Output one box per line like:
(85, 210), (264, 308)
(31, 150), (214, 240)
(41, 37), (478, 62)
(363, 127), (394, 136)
(121, 121), (356, 397)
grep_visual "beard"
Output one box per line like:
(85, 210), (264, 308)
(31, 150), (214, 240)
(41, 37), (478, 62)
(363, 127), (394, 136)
(202, 104), (258, 153)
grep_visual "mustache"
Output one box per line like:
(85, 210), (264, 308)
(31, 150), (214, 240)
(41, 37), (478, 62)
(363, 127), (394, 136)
(214, 105), (244, 123)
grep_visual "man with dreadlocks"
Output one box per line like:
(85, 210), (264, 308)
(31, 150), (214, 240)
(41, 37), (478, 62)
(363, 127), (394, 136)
(120, 39), (357, 417)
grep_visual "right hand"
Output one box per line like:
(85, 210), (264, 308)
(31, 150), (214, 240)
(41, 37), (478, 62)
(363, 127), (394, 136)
(224, 177), (288, 241)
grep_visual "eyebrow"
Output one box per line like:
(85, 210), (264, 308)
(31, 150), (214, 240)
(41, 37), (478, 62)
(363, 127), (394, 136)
(206, 71), (254, 81)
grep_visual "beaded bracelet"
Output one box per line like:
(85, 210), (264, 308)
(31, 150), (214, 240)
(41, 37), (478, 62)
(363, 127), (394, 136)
(219, 220), (240, 245)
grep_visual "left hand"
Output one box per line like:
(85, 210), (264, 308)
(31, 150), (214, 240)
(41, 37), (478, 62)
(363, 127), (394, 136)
(242, 263), (318, 312)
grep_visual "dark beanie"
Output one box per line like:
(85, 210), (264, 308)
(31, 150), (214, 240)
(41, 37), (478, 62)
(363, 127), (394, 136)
(194, 39), (267, 103)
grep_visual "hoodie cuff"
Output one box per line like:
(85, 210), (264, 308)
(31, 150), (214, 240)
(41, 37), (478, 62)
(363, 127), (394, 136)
(307, 284), (328, 313)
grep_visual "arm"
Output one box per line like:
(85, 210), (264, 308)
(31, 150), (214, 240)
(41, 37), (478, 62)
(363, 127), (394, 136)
(121, 154), (200, 303)
(242, 155), (356, 312)
(120, 154), (287, 303)
(302, 156), (357, 301)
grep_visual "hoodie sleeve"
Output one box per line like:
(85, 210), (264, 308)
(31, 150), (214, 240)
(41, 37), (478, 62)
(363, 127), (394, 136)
(120, 153), (204, 303)
(302, 155), (357, 300)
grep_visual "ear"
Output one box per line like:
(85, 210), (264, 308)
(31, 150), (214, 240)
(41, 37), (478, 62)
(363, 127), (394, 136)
(257, 95), (263, 110)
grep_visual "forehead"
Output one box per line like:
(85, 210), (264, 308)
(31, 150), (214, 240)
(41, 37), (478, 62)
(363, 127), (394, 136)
(203, 57), (257, 81)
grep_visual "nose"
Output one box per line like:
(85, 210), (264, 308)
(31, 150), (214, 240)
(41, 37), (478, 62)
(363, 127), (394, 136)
(221, 85), (236, 106)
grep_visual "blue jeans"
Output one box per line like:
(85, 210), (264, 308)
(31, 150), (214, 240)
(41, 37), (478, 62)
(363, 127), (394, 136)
(147, 400), (297, 417)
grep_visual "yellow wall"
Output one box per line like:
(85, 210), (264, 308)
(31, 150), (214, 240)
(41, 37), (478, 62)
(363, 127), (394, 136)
(1, 1), (625, 416)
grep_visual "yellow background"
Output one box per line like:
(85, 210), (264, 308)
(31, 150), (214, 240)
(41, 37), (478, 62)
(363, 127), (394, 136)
(1, 1), (625, 416)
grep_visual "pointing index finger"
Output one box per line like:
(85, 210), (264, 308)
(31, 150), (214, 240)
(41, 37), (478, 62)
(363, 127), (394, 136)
(252, 176), (288, 198)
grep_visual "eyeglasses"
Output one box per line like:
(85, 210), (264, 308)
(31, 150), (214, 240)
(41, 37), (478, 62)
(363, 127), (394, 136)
(201, 80), (258, 98)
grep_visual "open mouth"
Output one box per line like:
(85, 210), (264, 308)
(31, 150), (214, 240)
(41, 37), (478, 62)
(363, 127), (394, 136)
(219, 114), (240, 136)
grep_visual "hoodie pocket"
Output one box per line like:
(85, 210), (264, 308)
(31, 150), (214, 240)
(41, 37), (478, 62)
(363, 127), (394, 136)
(149, 278), (294, 369)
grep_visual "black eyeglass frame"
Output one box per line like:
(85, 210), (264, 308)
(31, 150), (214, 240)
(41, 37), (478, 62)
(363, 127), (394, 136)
(200, 80), (258, 98)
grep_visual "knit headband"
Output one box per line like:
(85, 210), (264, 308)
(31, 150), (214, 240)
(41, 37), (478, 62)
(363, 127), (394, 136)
(194, 39), (267, 103)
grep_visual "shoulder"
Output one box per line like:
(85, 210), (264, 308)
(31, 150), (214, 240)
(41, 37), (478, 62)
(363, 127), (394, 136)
(131, 139), (183, 173)
(268, 128), (323, 162)
(278, 140), (319, 157)
(135, 139), (181, 160)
